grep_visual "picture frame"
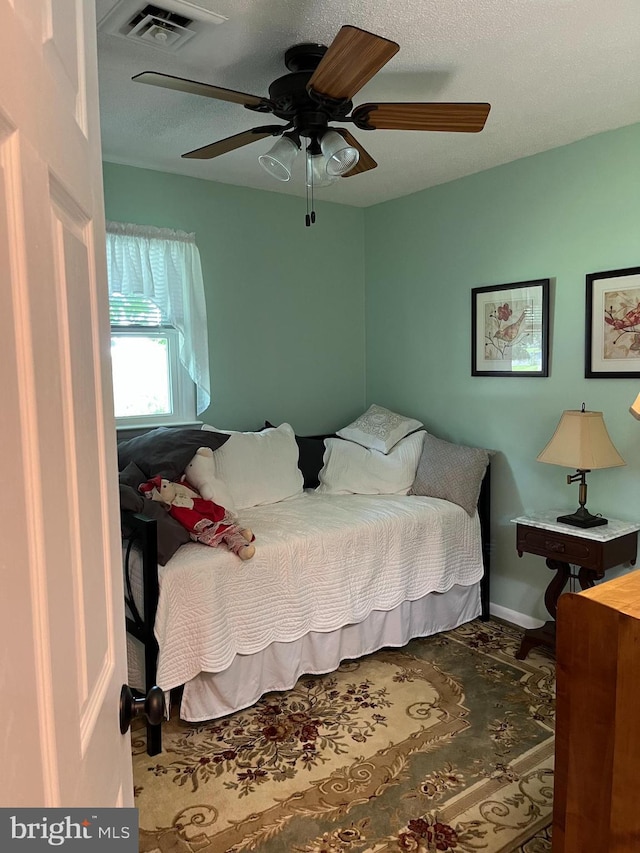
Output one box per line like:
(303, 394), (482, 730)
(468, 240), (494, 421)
(585, 266), (640, 378)
(471, 279), (550, 377)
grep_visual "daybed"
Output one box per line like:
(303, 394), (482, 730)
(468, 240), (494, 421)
(119, 409), (491, 755)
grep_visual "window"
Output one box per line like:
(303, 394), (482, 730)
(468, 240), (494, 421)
(109, 295), (194, 425)
(106, 223), (210, 427)
(111, 330), (173, 418)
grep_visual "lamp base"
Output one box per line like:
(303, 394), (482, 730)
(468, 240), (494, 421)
(556, 507), (608, 528)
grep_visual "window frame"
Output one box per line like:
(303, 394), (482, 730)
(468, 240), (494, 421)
(111, 325), (196, 429)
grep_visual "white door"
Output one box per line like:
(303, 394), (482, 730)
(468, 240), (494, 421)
(0, 0), (132, 806)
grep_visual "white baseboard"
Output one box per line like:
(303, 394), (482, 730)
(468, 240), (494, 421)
(489, 603), (544, 630)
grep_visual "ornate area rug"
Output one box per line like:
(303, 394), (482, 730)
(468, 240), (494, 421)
(133, 620), (554, 853)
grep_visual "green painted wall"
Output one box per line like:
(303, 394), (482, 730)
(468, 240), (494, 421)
(102, 163), (365, 434)
(364, 122), (640, 621)
(104, 123), (640, 621)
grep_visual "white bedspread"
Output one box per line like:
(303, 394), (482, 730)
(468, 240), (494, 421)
(144, 492), (483, 690)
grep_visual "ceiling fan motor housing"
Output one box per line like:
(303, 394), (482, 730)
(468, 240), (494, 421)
(283, 43), (327, 73)
(268, 71), (352, 138)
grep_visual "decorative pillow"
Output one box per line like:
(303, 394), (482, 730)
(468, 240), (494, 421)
(136, 500), (192, 565)
(410, 433), (489, 516)
(118, 460), (148, 489)
(336, 404), (424, 454)
(183, 447), (237, 512)
(117, 427), (230, 481)
(265, 421), (335, 489)
(118, 462), (190, 565)
(317, 430), (426, 495)
(208, 422), (304, 509)
(119, 482), (144, 514)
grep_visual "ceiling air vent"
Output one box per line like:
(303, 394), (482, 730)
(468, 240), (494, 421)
(125, 4), (196, 50)
(98, 1), (227, 53)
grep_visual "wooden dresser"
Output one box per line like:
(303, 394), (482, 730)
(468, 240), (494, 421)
(553, 570), (640, 851)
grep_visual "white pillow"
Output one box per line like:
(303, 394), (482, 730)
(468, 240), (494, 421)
(206, 423), (304, 509)
(317, 430), (426, 495)
(201, 424), (240, 434)
(336, 404), (424, 454)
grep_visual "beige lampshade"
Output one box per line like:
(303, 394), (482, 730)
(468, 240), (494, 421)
(630, 393), (640, 421)
(537, 409), (625, 470)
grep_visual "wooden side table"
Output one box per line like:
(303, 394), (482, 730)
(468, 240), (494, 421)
(511, 512), (639, 660)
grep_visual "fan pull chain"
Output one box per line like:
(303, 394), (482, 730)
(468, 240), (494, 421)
(305, 150), (311, 226)
(304, 148), (316, 227)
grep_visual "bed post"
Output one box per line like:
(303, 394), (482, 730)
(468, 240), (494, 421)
(478, 464), (491, 621)
(122, 511), (163, 755)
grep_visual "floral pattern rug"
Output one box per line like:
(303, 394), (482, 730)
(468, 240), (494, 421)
(132, 619), (554, 853)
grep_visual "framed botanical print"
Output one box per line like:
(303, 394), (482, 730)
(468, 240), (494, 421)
(585, 266), (640, 378)
(471, 279), (550, 377)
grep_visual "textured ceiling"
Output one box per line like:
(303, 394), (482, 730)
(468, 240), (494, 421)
(97, 0), (640, 208)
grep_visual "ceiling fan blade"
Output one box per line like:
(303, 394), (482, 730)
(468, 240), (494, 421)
(307, 26), (399, 101)
(352, 102), (491, 132)
(133, 71), (271, 110)
(182, 126), (284, 160)
(334, 129), (377, 176)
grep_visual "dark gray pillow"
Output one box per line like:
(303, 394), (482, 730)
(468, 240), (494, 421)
(134, 500), (191, 565)
(118, 460), (147, 489)
(119, 461), (191, 565)
(411, 433), (489, 516)
(119, 482), (144, 513)
(117, 428), (230, 480)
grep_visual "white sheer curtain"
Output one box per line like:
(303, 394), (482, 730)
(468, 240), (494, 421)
(105, 221), (210, 414)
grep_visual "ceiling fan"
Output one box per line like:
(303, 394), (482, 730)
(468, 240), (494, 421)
(133, 25), (490, 224)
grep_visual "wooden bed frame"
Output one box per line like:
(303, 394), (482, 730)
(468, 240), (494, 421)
(122, 466), (492, 756)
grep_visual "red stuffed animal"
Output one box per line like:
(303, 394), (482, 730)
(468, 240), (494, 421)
(139, 477), (255, 560)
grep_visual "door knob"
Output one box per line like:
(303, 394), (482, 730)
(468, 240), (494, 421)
(120, 684), (165, 734)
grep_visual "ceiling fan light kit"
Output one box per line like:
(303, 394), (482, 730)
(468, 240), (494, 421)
(305, 152), (338, 188)
(320, 130), (360, 177)
(257, 134), (300, 182)
(133, 24), (491, 225)
(256, 127), (358, 184)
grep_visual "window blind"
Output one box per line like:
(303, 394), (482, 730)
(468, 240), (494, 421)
(109, 293), (165, 327)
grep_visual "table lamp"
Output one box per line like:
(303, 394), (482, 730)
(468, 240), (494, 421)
(537, 403), (625, 528)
